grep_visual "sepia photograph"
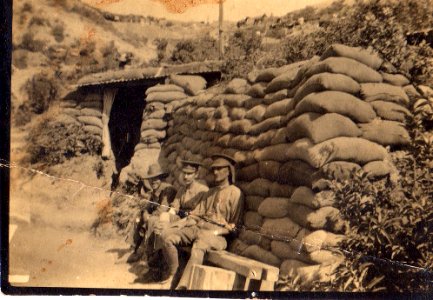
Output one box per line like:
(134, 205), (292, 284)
(2, 0), (433, 295)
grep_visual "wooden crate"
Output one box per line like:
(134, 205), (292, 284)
(188, 264), (236, 290)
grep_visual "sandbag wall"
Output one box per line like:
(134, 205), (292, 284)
(58, 92), (103, 140)
(161, 44), (419, 285)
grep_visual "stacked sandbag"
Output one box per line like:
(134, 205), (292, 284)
(58, 99), (80, 126)
(75, 93), (103, 140)
(159, 44), (414, 284)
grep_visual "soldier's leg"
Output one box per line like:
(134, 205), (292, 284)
(176, 231), (227, 289)
(161, 226), (199, 282)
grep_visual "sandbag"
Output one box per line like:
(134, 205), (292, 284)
(204, 119), (216, 131)
(225, 78), (250, 94)
(57, 114), (79, 126)
(83, 125), (102, 136)
(229, 238), (249, 256)
(140, 119), (167, 131)
(214, 105), (229, 119)
(320, 44), (383, 70)
(294, 73), (361, 105)
(216, 134), (233, 148)
(258, 161), (281, 182)
(362, 160), (392, 179)
(244, 211), (263, 229)
(245, 196), (264, 211)
(418, 85), (433, 98)
(271, 241), (312, 263)
(145, 84), (184, 95)
(192, 107), (215, 119)
(222, 94), (251, 108)
(247, 69), (260, 83)
(80, 100), (102, 109)
(245, 105), (267, 123)
(269, 182), (295, 198)
(280, 259), (311, 276)
(316, 161), (362, 181)
(59, 100), (77, 108)
(215, 117), (231, 133)
(264, 89), (289, 104)
(305, 57), (382, 83)
(270, 128), (287, 145)
(264, 98), (294, 119)
(265, 67), (300, 94)
(287, 203), (342, 232)
(239, 229), (271, 250)
(286, 112), (362, 143)
(370, 101), (411, 122)
(254, 130), (277, 149)
(242, 245), (281, 267)
(77, 115), (102, 128)
(63, 107), (81, 117)
(232, 150), (256, 167)
(140, 129), (166, 140)
(207, 95), (225, 107)
(229, 135), (256, 151)
(381, 72), (410, 86)
(277, 160), (317, 186)
(309, 250), (344, 265)
(146, 91), (187, 103)
(403, 84), (422, 101)
(249, 116), (282, 136)
(258, 197), (289, 218)
(260, 217), (302, 239)
(290, 187), (335, 209)
(229, 107), (246, 120)
(230, 119), (252, 135)
(206, 146), (223, 157)
(247, 82), (267, 98)
(169, 74), (206, 96)
(81, 108), (102, 118)
(237, 163), (260, 182)
(254, 143), (291, 162)
(244, 97), (266, 110)
(360, 83), (410, 106)
(244, 178), (273, 197)
(296, 264), (339, 285)
(307, 137), (389, 168)
(295, 91), (377, 123)
(135, 142), (161, 151)
(143, 109), (165, 120)
(359, 119), (410, 146)
(139, 136), (159, 145)
(303, 230), (344, 253)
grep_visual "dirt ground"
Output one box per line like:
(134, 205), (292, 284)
(8, 142), (165, 290)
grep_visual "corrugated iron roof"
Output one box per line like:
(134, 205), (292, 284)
(77, 61), (222, 87)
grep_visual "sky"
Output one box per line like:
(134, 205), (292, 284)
(83, 0), (331, 22)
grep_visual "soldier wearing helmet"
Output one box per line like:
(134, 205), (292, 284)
(159, 154), (244, 289)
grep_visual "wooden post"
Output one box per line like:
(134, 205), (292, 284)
(101, 88), (117, 161)
(218, 0), (224, 59)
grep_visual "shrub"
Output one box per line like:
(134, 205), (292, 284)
(52, 24), (65, 43)
(153, 38), (168, 63)
(20, 32), (45, 52)
(22, 2), (33, 13)
(27, 117), (102, 166)
(28, 16), (50, 27)
(24, 72), (58, 114)
(12, 50), (28, 69)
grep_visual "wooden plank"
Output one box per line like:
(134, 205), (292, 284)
(259, 280), (275, 291)
(188, 264), (236, 290)
(208, 250), (280, 282)
(207, 251), (263, 280)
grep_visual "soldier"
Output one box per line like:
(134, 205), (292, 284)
(160, 154), (244, 289)
(127, 163), (176, 263)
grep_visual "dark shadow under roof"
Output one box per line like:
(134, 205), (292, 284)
(77, 61), (222, 87)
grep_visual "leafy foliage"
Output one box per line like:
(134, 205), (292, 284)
(24, 72), (58, 114)
(170, 35), (219, 64)
(27, 118), (102, 166)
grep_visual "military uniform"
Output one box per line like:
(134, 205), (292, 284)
(161, 155), (244, 289)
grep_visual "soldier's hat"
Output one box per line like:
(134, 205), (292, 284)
(210, 154), (237, 183)
(142, 163), (168, 179)
(180, 159), (202, 174)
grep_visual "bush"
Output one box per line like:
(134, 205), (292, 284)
(169, 35), (218, 64)
(52, 24), (65, 43)
(28, 118), (102, 166)
(12, 50), (28, 69)
(24, 72), (58, 114)
(28, 16), (50, 27)
(222, 29), (263, 79)
(22, 2), (33, 13)
(20, 32), (45, 52)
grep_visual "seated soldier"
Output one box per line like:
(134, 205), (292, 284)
(160, 154), (244, 289)
(127, 163), (176, 263)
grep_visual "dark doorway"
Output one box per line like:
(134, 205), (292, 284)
(109, 86), (146, 175)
